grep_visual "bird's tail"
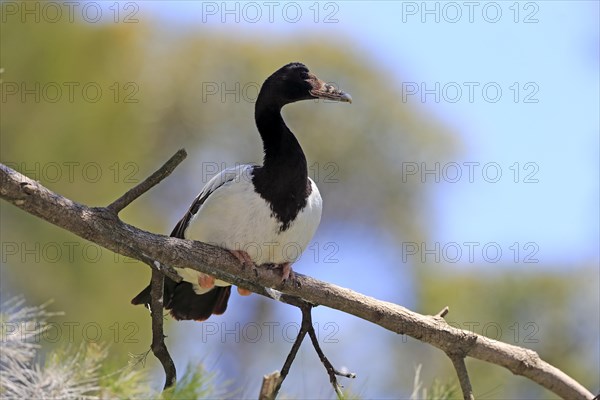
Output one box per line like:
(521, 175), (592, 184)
(131, 280), (231, 322)
(131, 214), (232, 321)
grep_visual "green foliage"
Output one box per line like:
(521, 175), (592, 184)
(417, 268), (599, 398)
(98, 357), (149, 399)
(333, 364), (457, 400)
(410, 364), (457, 400)
(161, 364), (220, 400)
(0, 298), (218, 399)
(422, 381), (457, 400)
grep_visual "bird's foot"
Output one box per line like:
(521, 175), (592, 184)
(229, 249), (254, 269)
(197, 273), (215, 289)
(281, 262), (294, 283)
(266, 262), (295, 284)
(237, 287), (252, 296)
(229, 249), (254, 296)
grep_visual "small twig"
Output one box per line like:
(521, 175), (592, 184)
(259, 371), (282, 400)
(149, 267), (176, 390)
(435, 306), (450, 318)
(107, 149), (187, 214)
(302, 305), (356, 398)
(269, 310), (309, 398)
(449, 354), (475, 400)
(262, 304), (355, 399)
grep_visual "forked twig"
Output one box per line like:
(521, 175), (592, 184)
(262, 304), (355, 399)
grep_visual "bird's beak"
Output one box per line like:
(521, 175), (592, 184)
(309, 78), (352, 103)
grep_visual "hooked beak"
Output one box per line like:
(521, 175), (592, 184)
(309, 78), (352, 103)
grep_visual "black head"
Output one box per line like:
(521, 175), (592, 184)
(260, 62), (352, 108)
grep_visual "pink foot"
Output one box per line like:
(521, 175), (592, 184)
(230, 250), (254, 296)
(197, 273), (215, 289)
(267, 262), (294, 283)
(229, 249), (254, 269)
(280, 262), (294, 282)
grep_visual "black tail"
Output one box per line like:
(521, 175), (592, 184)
(131, 279), (231, 322)
(131, 213), (231, 321)
(168, 284), (231, 321)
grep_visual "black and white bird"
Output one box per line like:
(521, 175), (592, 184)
(132, 62), (352, 321)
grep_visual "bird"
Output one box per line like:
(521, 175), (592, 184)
(131, 62), (352, 321)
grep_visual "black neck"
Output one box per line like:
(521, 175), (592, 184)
(252, 92), (311, 231)
(255, 102), (307, 173)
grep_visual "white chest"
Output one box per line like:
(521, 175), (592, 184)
(185, 175), (322, 265)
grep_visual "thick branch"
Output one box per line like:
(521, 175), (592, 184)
(0, 162), (594, 400)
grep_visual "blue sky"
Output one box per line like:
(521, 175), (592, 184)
(334, 1), (600, 266)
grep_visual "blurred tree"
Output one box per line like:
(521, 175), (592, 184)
(417, 266), (599, 398)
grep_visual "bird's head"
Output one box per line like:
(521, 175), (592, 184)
(262, 62), (352, 107)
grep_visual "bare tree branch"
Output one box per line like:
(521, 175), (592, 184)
(448, 354), (474, 400)
(435, 306), (450, 318)
(149, 268), (176, 389)
(0, 159), (594, 400)
(259, 371), (281, 400)
(303, 305), (356, 397)
(267, 304), (356, 400)
(435, 308), (474, 400)
(107, 149), (187, 214)
(272, 309), (307, 397)
(129, 245), (182, 284)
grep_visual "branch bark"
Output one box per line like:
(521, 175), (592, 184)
(262, 304), (356, 399)
(149, 267), (176, 389)
(448, 354), (474, 400)
(0, 159), (594, 400)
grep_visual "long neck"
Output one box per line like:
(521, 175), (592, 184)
(254, 97), (308, 179)
(252, 84), (312, 230)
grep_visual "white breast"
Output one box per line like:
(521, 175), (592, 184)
(179, 165), (322, 291)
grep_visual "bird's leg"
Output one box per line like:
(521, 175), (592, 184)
(229, 249), (254, 296)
